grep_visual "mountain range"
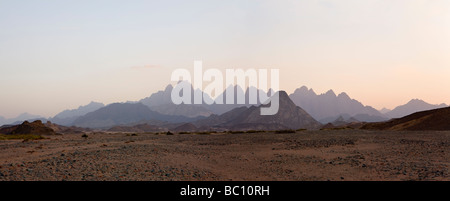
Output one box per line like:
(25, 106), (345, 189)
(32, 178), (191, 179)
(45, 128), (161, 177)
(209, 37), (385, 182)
(289, 86), (387, 123)
(1, 83), (448, 131)
(71, 89), (321, 130)
(139, 84), (214, 118)
(139, 83), (270, 117)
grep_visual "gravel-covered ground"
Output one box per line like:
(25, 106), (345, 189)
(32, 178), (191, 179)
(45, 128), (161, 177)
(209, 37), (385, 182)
(0, 130), (448, 181)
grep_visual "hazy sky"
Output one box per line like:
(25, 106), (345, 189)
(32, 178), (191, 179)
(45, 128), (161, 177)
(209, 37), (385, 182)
(1, 0), (449, 118)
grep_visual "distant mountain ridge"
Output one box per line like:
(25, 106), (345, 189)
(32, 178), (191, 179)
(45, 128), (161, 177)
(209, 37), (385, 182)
(139, 83), (271, 117)
(379, 108), (392, 114)
(206, 85), (271, 115)
(139, 84), (214, 118)
(53, 101), (105, 119)
(289, 86), (387, 122)
(72, 102), (204, 129)
(0, 113), (45, 126)
(139, 84), (175, 107)
(385, 99), (448, 119)
(50, 101), (105, 125)
(3, 83), (449, 132)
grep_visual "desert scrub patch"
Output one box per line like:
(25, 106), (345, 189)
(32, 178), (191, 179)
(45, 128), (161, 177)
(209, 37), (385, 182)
(0, 134), (45, 140)
(320, 127), (353, 131)
(227, 130), (244, 134)
(195, 131), (213, 135)
(126, 133), (138, 136)
(245, 130), (267, 133)
(274, 129), (296, 134)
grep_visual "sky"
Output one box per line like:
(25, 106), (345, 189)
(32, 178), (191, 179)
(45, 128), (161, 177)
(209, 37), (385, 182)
(1, 0), (449, 118)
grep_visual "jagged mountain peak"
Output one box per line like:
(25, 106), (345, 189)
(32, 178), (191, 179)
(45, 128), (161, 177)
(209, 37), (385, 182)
(324, 89), (336, 97)
(407, 98), (427, 104)
(295, 86), (309, 93)
(293, 86), (317, 96)
(164, 84), (173, 92)
(337, 92), (350, 99)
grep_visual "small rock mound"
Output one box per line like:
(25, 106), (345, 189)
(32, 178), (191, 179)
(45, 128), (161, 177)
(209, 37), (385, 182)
(0, 120), (56, 135)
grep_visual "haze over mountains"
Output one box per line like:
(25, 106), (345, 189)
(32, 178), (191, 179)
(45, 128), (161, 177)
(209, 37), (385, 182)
(139, 84), (214, 118)
(1, 83), (448, 131)
(0, 113), (45, 126)
(139, 83), (270, 117)
(289, 86), (387, 123)
(383, 99), (448, 119)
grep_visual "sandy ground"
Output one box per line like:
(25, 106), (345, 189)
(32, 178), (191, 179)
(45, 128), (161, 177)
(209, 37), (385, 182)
(0, 130), (448, 181)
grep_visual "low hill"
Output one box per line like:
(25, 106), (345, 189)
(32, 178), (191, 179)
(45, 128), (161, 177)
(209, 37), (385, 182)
(361, 107), (450, 131)
(0, 120), (56, 135)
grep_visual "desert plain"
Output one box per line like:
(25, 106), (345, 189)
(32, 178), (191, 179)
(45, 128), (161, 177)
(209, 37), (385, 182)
(0, 130), (448, 181)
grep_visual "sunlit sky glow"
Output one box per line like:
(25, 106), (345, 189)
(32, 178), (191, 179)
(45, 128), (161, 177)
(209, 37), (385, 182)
(1, 0), (449, 118)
